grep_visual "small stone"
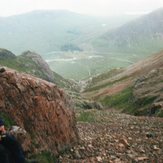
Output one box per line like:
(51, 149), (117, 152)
(88, 144), (93, 148)
(118, 143), (125, 151)
(153, 145), (160, 151)
(0, 67), (5, 73)
(140, 148), (145, 153)
(130, 126), (134, 130)
(146, 132), (155, 138)
(119, 138), (130, 148)
(127, 154), (135, 159)
(80, 146), (85, 150)
(96, 156), (102, 162)
(127, 150), (138, 159)
(114, 158), (122, 163)
(135, 156), (148, 161)
(74, 150), (81, 159)
(110, 155), (117, 160)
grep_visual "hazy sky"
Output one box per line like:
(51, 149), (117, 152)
(0, 0), (163, 17)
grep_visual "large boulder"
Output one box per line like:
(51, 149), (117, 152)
(0, 67), (78, 155)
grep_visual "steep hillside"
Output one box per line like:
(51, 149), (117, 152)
(94, 8), (163, 55)
(0, 67), (78, 160)
(83, 51), (163, 117)
(0, 48), (16, 59)
(0, 49), (76, 90)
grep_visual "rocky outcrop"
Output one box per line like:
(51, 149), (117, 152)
(21, 51), (54, 82)
(133, 68), (163, 116)
(0, 67), (78, 155)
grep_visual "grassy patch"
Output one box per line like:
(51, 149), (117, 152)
(137, 96), (157, 107)
(0, 112), (15, 128)
(85, 76), (128, 93)
(30, 151), (58, 163)
(77, 111), (96, 123)
(157, 110), (163, 117)
(89, 68), (123, 86)
(101, 87), (136, 113)
(100, 87), (160, 116)
(0, 58), (21, 71)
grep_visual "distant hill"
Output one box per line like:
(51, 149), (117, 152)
(0, 48), (16, 59)
(94, 8), (163, 55)
(0, 48), (75, 90)
(0, 10), (135, 55)
(83, 50), (163, 117)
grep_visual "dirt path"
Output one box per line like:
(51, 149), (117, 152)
(59, 109), (163, 162)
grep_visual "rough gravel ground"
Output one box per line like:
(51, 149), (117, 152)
(59, 109), (163, 163)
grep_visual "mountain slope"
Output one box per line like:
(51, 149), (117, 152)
(83, 50), (163, 116)
(0, 48), (16, 59)
(0, 10), (137, 55)
(94, 8), (163, 55)
(0, 49), (75, 90)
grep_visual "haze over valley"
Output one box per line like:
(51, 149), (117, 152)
(0, 8), (163, 80)
(0, 10), (135, 79)
(1, 1), (163, 162)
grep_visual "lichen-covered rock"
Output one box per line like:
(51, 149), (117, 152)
(0, 67), (78, 155)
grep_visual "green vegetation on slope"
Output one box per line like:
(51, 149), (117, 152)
(30, 151), (57, 163)
(0, 112), (15, 128)
(77, 111), (96, 123)
(101, 87), (136, 113)
(0, 56), (51, 82)
(89, 68), (124, 86)
(85, 76), (128, 93)
(0, 49), (78, 90)
(101, 86), (161, 116)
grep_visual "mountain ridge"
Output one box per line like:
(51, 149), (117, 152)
(0, 9), (136, 55)
(0, 48), (77, 90)
(95, 8), (163, 55)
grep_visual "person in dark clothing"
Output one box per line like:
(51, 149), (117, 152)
(0, 118), (26, 163)
(0, 143), (11, 163)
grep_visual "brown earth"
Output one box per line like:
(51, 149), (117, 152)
(94, 80), (131, 99)
(0, 67), (78, 155)
(59, 109), (163, 162)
